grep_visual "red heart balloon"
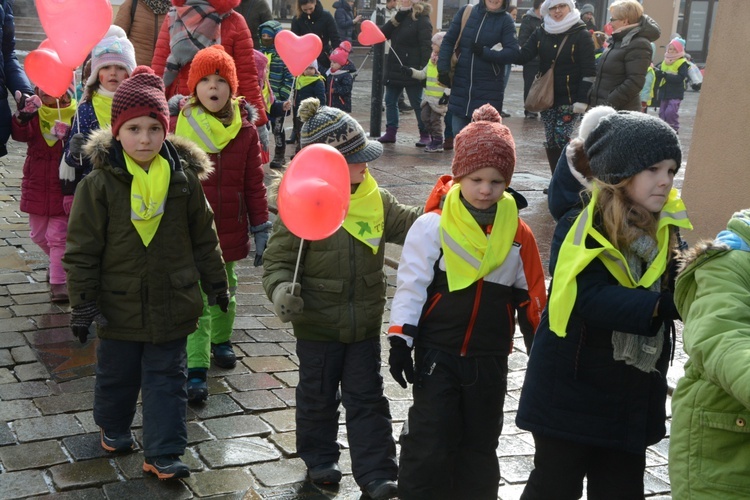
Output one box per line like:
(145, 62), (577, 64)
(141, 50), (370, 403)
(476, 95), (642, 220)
(36, 0), (112, 68)
(25, 49), (75, 98)
(277, 144), (351, 241)
(358, 20), (386, 46)
(274, 31), (323, 77)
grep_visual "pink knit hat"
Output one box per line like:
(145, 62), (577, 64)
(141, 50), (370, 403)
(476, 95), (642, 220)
(452, 104), (516, 184)
(329, 41), (352, 67)
(668, 38), (685, 54)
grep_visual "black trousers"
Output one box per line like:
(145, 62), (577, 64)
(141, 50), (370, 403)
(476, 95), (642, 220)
(521, 433), (647, 500)
(94, 337), (188, 459)
(295, 337), (397, 486)
(398, 348), (508, 500)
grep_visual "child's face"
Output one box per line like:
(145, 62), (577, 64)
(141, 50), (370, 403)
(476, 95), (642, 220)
(261, 33), (274, 48)
(458, 166), (507, 210)
(303, 66), (317, 76)
(98, 65), (129, 93)
(667, 45), (678, 55)
(195, 74), (232, 113)
(348, 162), (367, 184)
(624, 159), (676, 213)
(116, 116), (165, 170)
(39, 90), (72, 108)
(330, 62), (341, 72)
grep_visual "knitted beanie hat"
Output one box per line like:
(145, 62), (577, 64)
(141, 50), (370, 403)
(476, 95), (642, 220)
(431, 31), (446, 46)
(86, 25), (137, 86)
(668, 38), (685, 54)
(299, 98), (382, 164)
(580, 3), (595, 15)
(583, 108), (681, 184)
(452, 104), (516, 183)
(329, 41), (352, 67)
(187, 45), (239, 96)
(111, 66), (170, 138)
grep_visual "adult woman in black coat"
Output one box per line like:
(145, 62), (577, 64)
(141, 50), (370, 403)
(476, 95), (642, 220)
(291, 0), (342, 73)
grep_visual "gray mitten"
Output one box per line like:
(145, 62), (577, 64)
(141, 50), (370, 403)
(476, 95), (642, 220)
(271, 282), (304, 322)
(251, 221), (272, 267)
(68, 133), (86, 156)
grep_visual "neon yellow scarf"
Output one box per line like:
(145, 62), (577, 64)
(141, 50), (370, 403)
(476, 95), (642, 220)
(440, 184), (518, 291)
(124, 152), (171, 247)
(38, 100), (77, 147)
(295, 74), (326, 90)
(548, 187), (692, 337)
(92, 92), (113, 128)
(342, 170), (384, 254)
(174, 99), (242, 153)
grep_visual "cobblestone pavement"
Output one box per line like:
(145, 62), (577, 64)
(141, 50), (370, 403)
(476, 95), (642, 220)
(0, 57), (700, 499)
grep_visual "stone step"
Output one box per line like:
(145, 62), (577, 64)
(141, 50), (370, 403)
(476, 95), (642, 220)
(14, 16), (43, 29)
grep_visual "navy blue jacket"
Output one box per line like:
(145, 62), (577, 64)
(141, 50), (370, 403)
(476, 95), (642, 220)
(333, 0), (356, 42)
(0, 0), (33, 156)
(437, 1), (519, 119)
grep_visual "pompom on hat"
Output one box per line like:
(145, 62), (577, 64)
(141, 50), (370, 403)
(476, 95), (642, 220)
(187, 45), (239, 96)
(86, 25), (137, 86)
(299, 98), (382, 164)
(452, 104), (516, 184)
(329, 41), (352, 67)
(111, 66), (170, 138)
(583, 107), (682, 184)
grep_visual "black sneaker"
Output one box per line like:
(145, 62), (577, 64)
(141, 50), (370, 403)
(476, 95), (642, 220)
(143, 455), (190, 480)
(308, 462), (342, 485)
(100, 428), (134, 453)
(363, 479), (398, 499)
(211, 341), (237, 369)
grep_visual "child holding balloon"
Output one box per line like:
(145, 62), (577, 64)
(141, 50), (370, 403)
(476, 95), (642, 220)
(170, 45), (271, 404)
(262, 98), (421, 500)
(12, 86), (77, 303)
(290, 61), (326, 158)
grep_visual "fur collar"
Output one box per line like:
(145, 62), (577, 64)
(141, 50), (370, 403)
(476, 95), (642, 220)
(678, 239), (728, 273)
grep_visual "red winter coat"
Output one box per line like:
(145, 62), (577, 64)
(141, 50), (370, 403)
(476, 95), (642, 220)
(151, 0), (268, 125)
(170, 101), (269, 263)
(11, 115), (66, 217)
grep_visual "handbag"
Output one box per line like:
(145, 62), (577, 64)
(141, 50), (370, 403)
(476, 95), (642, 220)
(524, 35), (569, 113)
(448, 4), (473, 87)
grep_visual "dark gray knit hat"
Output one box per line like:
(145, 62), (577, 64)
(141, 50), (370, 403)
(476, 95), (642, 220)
(584, 109), (682, 184)
(299, 98), (382, 164)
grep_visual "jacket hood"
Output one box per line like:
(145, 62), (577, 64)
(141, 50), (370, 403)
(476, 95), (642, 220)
(171, 0), (240, 13)
(258, 20), (283, 36)
(522, 9), (542, 20)
(412, 2), (432, 17)
(83, 127), (214, 181)
(333, 0), (351, 10)
(619, 14), (661, 46)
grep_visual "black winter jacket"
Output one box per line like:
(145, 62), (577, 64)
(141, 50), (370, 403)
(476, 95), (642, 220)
(517, 10), (542, 67)
(291, 2), (341, 71)
(655, 59), (689, 101)
(382, 3), (432, 88)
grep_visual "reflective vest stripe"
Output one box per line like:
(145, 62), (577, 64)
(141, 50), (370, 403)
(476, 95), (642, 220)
(440, 227), (482, 270)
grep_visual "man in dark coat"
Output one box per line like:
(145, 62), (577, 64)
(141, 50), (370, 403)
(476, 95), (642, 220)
(236, 0), (273, 44)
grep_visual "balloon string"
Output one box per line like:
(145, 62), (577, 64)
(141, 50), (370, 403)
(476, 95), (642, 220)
(72, 70), (82, 163)
(386, 41), (403, 66)
(56, 100), (62, 121)
(292, 237), (305, 286)
(290, 75), (297, 109)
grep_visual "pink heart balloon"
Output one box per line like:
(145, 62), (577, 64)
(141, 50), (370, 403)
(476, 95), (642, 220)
(38, 38), (54, 50)
(274, 31), (323, 77)
(357, 20), (386, 46)
(25, 49), (75, 98)
(36, 0), (112, 68)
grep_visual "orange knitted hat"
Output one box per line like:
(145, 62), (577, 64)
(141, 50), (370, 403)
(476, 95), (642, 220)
(452, 104), (516, 184)
(187, 45), (239, 96)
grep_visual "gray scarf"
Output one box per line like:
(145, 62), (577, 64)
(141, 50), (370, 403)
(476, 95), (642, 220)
(611, 234), (664, 373)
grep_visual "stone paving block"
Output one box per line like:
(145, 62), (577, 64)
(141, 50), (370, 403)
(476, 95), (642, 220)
(183, 467), (255, 497)
(498, 482), (526, 500)
(243, 356), (297, 373)
(28, 487), (108, 499)
(232, 389), (286, 412)
(250, 457), (307, 487)
(268, 432), (296, 457)
(245, 329), (295, 343)
(0, 348), (11, 367)
(63, 432), (136, 461)
(496, 434), (535, 457)
(74, 411), (99, 434)
(233, 316), (265, 329)
(14, 414), (84, 442)
(203, 414), (273, 439)
(102, 478), (193, 499)
(11, 302), (59, 317)
(0, 469), (49, 498)
(6, 282), (48, 295)
(274, 371), (298, 388)
(0, 272), (28, 285)
(0, 399), (41, 420)
(115, 450), (204, 480)
(0, 380), (53, 400)
(186, 394), (244, 420)
(24, 327), (77, 346)
(0, 422), (15, 446)
(34, 313), (70, 329)
(49, 457), (119, 490)
(387, 400), (411, 421)
(0, 439), (68, 471)
(197, 436), (281, 468)
(13, 292), (54, 305)
(57, 376), (96, 394)
(10, 344), (36, 363)
(206, 376), (231, 396)
(15, 360), (50, 381)
(237, 341), (288, 357)
(272, 387), (296, 407)
(226, 372), (283, 392)
(34, 392), (95, 415)
(0, 367), (15, 384)
(187, 421), (213, 445)
(260, 409), (296, 433)
(279, 342), (297, 356)
(498, 455), (535, 484)
(0, 330), (26, 348)
(648, 439), (670, 462)
(0, 307), (11, 319)
(206, 361), (250, 378)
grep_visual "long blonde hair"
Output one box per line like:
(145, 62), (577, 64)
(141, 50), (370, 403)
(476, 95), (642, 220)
(593, 178), (659, 251)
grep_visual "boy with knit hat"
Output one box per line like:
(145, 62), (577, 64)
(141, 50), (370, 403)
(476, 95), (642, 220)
(63, 66), (229, 480)
(262, 98), (421, 500)
(388, 104), (546, 499)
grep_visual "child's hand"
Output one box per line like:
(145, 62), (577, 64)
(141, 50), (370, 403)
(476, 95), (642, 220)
(388, 336), (414, 388)
(251, 221), (273, 266)
(52, 120), (71, 140)
(70, 301), (108, 343)
(68, 133), (86, 156)
(282, 100), (292, 112)
(14, 91), (41, 123)
(272, 282), (304, 322)
(208, 289), (231, 313)
(399, 65), (413, 78)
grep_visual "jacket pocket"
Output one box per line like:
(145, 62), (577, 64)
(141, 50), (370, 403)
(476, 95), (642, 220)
(100, 274), (143, 328)
(362, 269), (386, 322)
(301, 276), (344, 325)
(696, 409), (750, 492)
(168, 267), (204, 325)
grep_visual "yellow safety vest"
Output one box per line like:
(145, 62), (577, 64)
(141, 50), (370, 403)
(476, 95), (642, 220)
(659, 58), (687, 87)
(174, 99), (242, 153)
(342, 170), (384, 253)
(548, 188), (692, 336)
(425, 61), (442, 98)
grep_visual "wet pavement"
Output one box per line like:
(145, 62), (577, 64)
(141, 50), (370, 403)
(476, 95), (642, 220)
(0, 52), (700, 499)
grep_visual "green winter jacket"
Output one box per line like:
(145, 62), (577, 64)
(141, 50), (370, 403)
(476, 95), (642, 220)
(63, 129), (228, 344)
(670, 210), (750, 499)
(262, 188), (421, 342)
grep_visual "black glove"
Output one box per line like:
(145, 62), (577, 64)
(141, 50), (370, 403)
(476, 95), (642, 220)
(657, 291), (681, 321)
(394, 9), (409, 22)
(68, 133), (86, 156)
(208, 289), (231, 313)
(251, 221), (272, 267)
(71, 301), (107, 344)
(388, 336), (414, 389)
(437, 71), (451, 88)
(438, 93), (449, 105)
(471, 43), (484, 57)
(399, 65), (413, 77)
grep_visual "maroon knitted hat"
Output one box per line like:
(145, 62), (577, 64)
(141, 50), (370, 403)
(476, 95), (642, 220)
(452, 104), (516, 184)
(111, 66), (169, 138)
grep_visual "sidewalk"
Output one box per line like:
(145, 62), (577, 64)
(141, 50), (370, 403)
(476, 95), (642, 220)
(0, 67), (699, 498)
